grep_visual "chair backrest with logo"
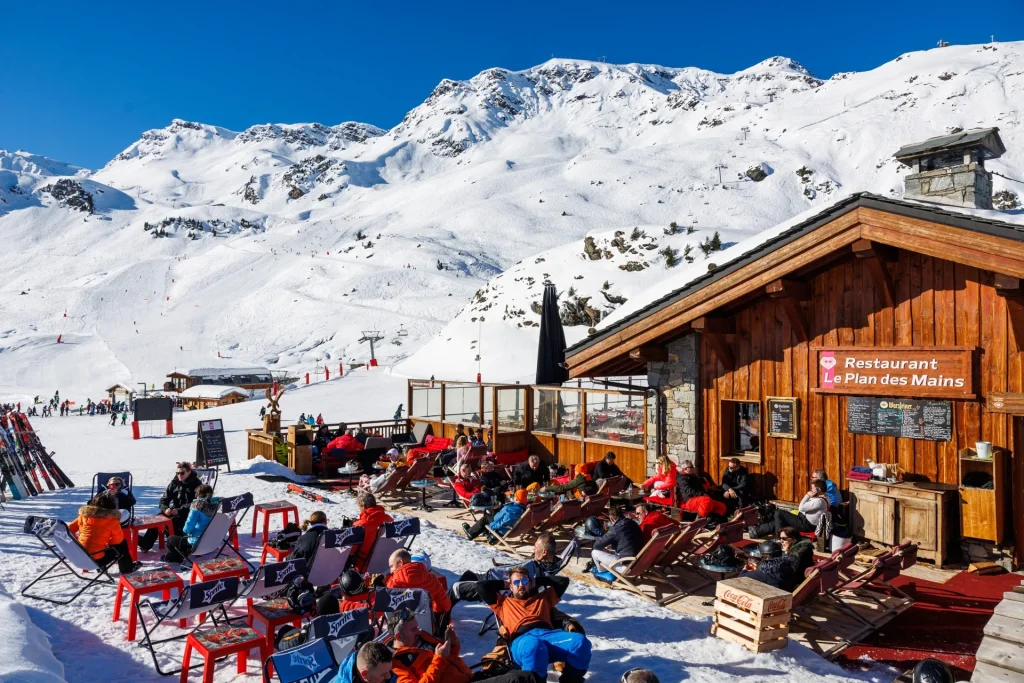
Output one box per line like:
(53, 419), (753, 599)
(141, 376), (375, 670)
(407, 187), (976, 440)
(372, 587), (432, 633)
(239, 558), (308, 602)
(306, 608), (371, 664)
(364, 518), (420, 575)
(307, 527), (364, 587)
(50, 521), (102, 571)
(267, 637), (338, 683)
(194, 468), (219, 491)
(153, 576), (241, 624)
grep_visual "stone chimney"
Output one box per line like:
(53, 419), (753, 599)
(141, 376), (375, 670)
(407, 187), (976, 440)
(894, 128), (1006, 209)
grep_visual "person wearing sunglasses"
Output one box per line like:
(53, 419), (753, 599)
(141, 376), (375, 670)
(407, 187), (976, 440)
(104, 476), (137, 513)
(472, 567), (590, 682)
(138, 462), (201, 553)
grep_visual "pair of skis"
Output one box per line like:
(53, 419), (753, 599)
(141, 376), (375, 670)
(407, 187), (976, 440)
(0, 413), (74, 500)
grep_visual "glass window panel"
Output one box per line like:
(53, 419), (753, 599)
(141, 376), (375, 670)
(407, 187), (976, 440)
(483, 387), (493, 425)
(557, 391), (582, 437)
(585, 392), (644, 445)
(411, 386), (442, 418)
(733, 402), (761, 453)
(444, 384), (482, 424)
(533, 389), (558, 433)
(496, 388), (526, 431)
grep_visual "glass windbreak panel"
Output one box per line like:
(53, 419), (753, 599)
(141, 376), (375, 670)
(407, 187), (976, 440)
(444, 384), (481, 423)
(557, 391), (582, 437)
(411, 386), (442, 418)
(533, 389), (558, 433)
(733, 402), (761, 453)
(496, 388), (526, 431)
(585, 392), (644, 445)
(483, 386), (494, 424)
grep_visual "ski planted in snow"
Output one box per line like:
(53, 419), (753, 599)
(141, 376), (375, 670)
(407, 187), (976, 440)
(0, 437), (26, 500)
(0, 421), (37, 496)
(12, 414), (73, 489)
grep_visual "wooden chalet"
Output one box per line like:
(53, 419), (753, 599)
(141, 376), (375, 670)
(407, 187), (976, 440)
(565, 191), (1024, 567)
(165, 366), (273, 393)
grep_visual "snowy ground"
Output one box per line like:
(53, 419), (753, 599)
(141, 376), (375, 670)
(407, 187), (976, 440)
(0, 371), (892, 683)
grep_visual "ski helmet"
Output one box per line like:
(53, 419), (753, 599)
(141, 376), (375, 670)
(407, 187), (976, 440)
(410, 552), (432, 572)
(585, 516), (605, 537)
(758, 540), (783, 559)
(913, 659), (954, 683)
(340, 569), (365, 596)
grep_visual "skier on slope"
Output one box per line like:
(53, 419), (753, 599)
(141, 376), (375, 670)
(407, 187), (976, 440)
(121, 411), (128, 426)
(110, 412), (117, 426)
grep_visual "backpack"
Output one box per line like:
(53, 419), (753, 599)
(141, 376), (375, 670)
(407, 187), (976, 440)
(269, 523), (302, 550)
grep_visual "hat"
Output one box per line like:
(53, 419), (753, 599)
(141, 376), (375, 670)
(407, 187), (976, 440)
(514, 489), (528, 505)
(410, 552), (432, 572)
(526, 482), (541, 492)
(387, 448), (400, 458)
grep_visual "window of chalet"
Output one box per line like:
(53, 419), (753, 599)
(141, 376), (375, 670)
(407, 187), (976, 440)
(723, 400), (761, 463)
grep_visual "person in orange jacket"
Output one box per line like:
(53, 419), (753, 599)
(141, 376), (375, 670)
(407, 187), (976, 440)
(350, 492), (393, 572)
(67, 492), (139, 574)
(388, 612), (541, 683)
(384, 550), (451, 615)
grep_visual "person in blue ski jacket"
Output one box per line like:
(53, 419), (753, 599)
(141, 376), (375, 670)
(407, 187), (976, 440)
(461, 489), (528, 541)
(332, 641), (394, 683)
(162, 484), (216, 563)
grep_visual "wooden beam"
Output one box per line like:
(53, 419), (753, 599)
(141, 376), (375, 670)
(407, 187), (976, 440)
(994, 275), (1024, 351)
(629, 345), (668, 363)
(701, 332), (735, 372)
(778, 296), (810, 343)
(691, 316), (736, 335)
(766, 278), (812, 301)
(852, 239), (896, 308)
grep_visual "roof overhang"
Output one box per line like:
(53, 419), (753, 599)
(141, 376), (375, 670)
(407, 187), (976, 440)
(566, 193), (1024, 378)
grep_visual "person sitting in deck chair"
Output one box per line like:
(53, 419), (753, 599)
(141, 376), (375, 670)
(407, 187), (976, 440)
(512, 455), (551, 490)
(587, 506), (643, 574)
(337, 569), (372, 612)
(379, 549), (452, 618)
(479, 460), (509, 499)
(102, 476), (136, 515)
(641, 455), (677, 505)
(162, 484), (216, 564)
(749, 480), (829, 539)
(348, 492), (393, 572)
(452, 462), (483, 502)
(462, 489), (528, 542)
(740, 540), (800, 591)
(779, 526), (815, 577)
(139, 462), (201, 552)
(635, 502), (675, 542)
(68, 492), (140, 575)
(720, 457), (752, 512)
(677, 460), (727, 519)
(389, 610), (542, 683)
(593, 451), (631, 485)
(474, 567), (590, 682)
(332, 641), (394, 683)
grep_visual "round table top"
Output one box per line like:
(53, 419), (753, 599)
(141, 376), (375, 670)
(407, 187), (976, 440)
(410, 479), (433, 488)
(573, 527), (601, 542)
(469, 504), (497, 511)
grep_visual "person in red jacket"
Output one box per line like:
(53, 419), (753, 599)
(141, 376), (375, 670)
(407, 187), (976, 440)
(641, 455), (677, 505)
(337, 569), (373, 612)
(635, 503), (675, 542)
(452, 462), (481, 502)
(350, 492), (393, 572)
(327, 429), (364, 453)
(384, 549), (451, 617)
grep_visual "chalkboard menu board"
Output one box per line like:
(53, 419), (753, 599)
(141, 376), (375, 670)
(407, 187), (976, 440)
(196, 419), (231, 470)
(766, 397), (799, 439)
(135, 397), (173, 422)
(847, 397), (952, 442)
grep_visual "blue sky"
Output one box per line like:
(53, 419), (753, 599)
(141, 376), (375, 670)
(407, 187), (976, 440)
(3, 0), (1021, 169)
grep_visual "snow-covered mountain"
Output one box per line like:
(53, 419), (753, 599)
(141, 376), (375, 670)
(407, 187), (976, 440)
(2, 42), (1023, 398)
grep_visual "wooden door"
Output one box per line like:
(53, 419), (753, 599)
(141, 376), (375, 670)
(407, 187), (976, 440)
(897, 497), (938, 551)
(851, 490), (895, 545)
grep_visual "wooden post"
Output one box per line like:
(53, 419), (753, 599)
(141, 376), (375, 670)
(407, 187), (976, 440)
(994, 275), (1024, 351)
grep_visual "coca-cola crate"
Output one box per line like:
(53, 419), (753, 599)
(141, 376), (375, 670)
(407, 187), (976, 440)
(711, 577), (791, 653)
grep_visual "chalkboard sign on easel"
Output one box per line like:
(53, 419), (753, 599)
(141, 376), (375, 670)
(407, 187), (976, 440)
(766, 397), (799, 439)
(196, 419), (231, 471)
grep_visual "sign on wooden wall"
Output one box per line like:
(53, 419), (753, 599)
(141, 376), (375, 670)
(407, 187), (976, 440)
(815, 346), (974, 399)
(766, 397), (799, 439)
(847, 396), (953, 442)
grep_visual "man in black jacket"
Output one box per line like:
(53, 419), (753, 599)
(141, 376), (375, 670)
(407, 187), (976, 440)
(740, 540), (800, 591)
(512, 455), (550, 489)
(592, 452), (631, 485)
(589, 506), (643, 573)
(720, 457), (751, 511)
(139, 462), (202, 552)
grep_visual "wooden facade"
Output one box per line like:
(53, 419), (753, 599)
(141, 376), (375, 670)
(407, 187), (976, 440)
(700, 252), (1020, 502)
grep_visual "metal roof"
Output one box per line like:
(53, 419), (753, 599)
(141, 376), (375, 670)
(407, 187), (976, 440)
(893, 127), (1005, 162)
(565, 192), (1024, 360)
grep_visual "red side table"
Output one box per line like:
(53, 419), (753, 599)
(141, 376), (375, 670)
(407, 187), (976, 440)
(180, 624), (268, 683)
(112, 565), (185, 641)
(246, 596), (303, 652)
(190, 557), (252, 619)
(250, 501), (299, 546)
(127, 515), (175, 561)
(259, 544), (292, 565)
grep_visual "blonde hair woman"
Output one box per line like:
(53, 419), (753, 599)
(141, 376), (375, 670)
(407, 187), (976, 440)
(641, 455), (677, 505)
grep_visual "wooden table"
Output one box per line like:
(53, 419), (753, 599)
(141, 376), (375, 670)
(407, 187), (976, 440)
(848, 479), (957, 567)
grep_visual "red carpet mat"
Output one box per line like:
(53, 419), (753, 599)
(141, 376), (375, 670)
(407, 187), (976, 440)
(837, 570), (1020, 678)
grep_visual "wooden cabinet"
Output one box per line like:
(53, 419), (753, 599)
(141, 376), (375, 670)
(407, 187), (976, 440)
(848, 480), (956, 567)
(959, 448), (1007, 543)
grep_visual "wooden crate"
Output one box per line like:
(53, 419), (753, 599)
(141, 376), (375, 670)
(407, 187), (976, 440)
(712, 577), (792, 653)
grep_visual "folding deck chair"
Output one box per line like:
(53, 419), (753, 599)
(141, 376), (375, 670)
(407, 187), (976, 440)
(578, 494), (611, 521)
(93, 471), (135, 525)
(238, 558), (309, 606)
(835, 551), (914, 611)
(263, 637), (339, 683)
(136, 576), (246, 676)
(596, 476), (626, 497)
(305, 608), (372, 665)
(483, 500), (551, 558)
(383, 454), (438, 507)
(594, 524), (689, 605)
(186, 492), (255, 571)
(654, 516), (709, 567)
(194, 467), (219, 491)
(308, 527), (365, 587)
(789, 559), (873, 656)
(392, 421), (431, 449)
(22, 519), (118, 605)
(729, 505), (758, 528)
(536, 498), (583, 533)
(364, 518), (420, 575)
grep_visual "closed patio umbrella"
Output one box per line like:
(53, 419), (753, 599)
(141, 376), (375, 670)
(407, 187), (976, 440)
(536, 283), (569, 385)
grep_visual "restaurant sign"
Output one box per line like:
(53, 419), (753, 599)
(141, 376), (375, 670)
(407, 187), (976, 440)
(815, 346), (974, 399)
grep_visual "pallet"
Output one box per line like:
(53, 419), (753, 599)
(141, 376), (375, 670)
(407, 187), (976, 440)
(712, 577), (791, 653)
(972, 585), (1024, 683)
